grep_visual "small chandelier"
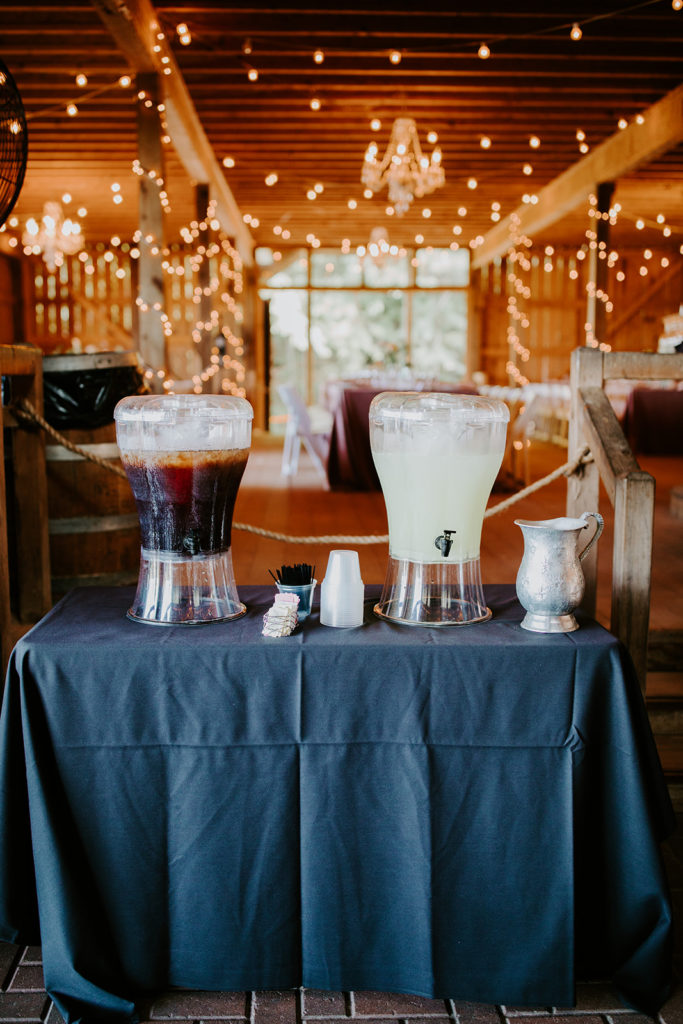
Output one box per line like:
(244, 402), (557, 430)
(22, 201), (84, 271)
(361, 117), (445, 215)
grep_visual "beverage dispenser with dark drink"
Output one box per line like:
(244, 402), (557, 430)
(114, 394), (253, 625)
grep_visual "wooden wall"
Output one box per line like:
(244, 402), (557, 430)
(477, 246), (682, 385)
(5, 244), (681, 393)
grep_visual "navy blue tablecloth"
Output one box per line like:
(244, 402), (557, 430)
(0, 585), (674, 1024)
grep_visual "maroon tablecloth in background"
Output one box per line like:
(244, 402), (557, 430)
(622, 388), (683, 455)
(325, 383), (478, 490)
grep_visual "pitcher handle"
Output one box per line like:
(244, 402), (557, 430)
(578, 511), (604, 562)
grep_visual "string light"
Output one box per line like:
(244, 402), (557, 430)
(309, 96), (321, 110)
(176, 23), (191, 45)
(618, 117), (628, 130)
(570, 23), (583, 40)
(370, 118), (382, 131)
(247, 67), (259, 82)
(222, 156), (235, 168)
(467, 178), (478, 190)
(529, 135), (541, 148)
(389, 50), (402, 64)
(477, 42), (491, 59)
(480, 135), (492, 149)
(66, 103), (78, 117)
(75, 74), (88, 87)
(313, 49), (324, 63)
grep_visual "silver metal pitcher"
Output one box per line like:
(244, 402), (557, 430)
(514, 512), (604, 633)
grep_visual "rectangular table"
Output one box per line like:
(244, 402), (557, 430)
(0, 585), (674, 1024)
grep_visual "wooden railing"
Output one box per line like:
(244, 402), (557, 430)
(567, 347), (683, 690)
(0, 344), (52, 676)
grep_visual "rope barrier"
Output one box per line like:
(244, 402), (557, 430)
(13, 399), (130, 478)
(13, 398), (592, 546)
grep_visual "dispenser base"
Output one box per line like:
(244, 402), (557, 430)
(129, 548), (245, 625)
(374, 556), (491, 627)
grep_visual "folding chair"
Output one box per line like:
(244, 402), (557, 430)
(278, 385), (331, 484)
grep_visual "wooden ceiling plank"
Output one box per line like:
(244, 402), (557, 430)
(472, 81), (683, 269)
(90, 0), (253, 262)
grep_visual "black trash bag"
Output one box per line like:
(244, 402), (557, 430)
(43, 360), (148, 431)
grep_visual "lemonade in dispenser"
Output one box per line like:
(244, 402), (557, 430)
(370, 392), (509, 625)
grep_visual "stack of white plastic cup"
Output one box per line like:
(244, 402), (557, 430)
(320, 550), (364, 628)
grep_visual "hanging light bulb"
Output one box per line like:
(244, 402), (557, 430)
(529, 135), (541, 148)
(310, 96), (321, 110)
(480, 136), (492, 149)
(313, 49), (324, 63)
(247, 67), (258, 81)
(389, 49), (402, 64)
(570, 23), (583, 40)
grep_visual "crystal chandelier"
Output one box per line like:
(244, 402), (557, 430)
(361, 118), (445, 215)
(22, 201), (84, 271)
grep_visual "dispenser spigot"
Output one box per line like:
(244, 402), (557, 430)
(435, 529), (456, 558)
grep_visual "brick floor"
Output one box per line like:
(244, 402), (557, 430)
(1, 818), (682, 1024)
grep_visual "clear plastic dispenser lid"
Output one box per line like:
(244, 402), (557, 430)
(114, 394), (253, 452)
(369, 391), (509, 455)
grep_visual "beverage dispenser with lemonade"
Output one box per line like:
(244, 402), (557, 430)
(370, 392), (509, 625)
(114, 393), (253, 625)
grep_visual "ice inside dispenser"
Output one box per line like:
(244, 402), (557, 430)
(370, 392), (509, 625)
(114, 394), (253, 625)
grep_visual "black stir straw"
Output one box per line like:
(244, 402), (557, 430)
(269, 563), (315, 586)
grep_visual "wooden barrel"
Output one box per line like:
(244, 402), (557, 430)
(46, 423), (141, 596)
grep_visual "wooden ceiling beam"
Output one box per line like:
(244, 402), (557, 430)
(90, 0), (253, 263)
(472, 81), (683, 269)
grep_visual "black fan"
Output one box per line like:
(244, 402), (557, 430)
(0, 57), (28, 228)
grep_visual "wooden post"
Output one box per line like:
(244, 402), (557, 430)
(136, 72), (166, 371)
(567, 346), (603, 615)
(467, 267), (482, 380)
(612, 472), (655, 692)
(0, 346), (52, 676)
(585, 182), (614, 347)
(195, 183), (213, 377)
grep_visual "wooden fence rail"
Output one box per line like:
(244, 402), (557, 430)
(567, 347), (683, 690)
